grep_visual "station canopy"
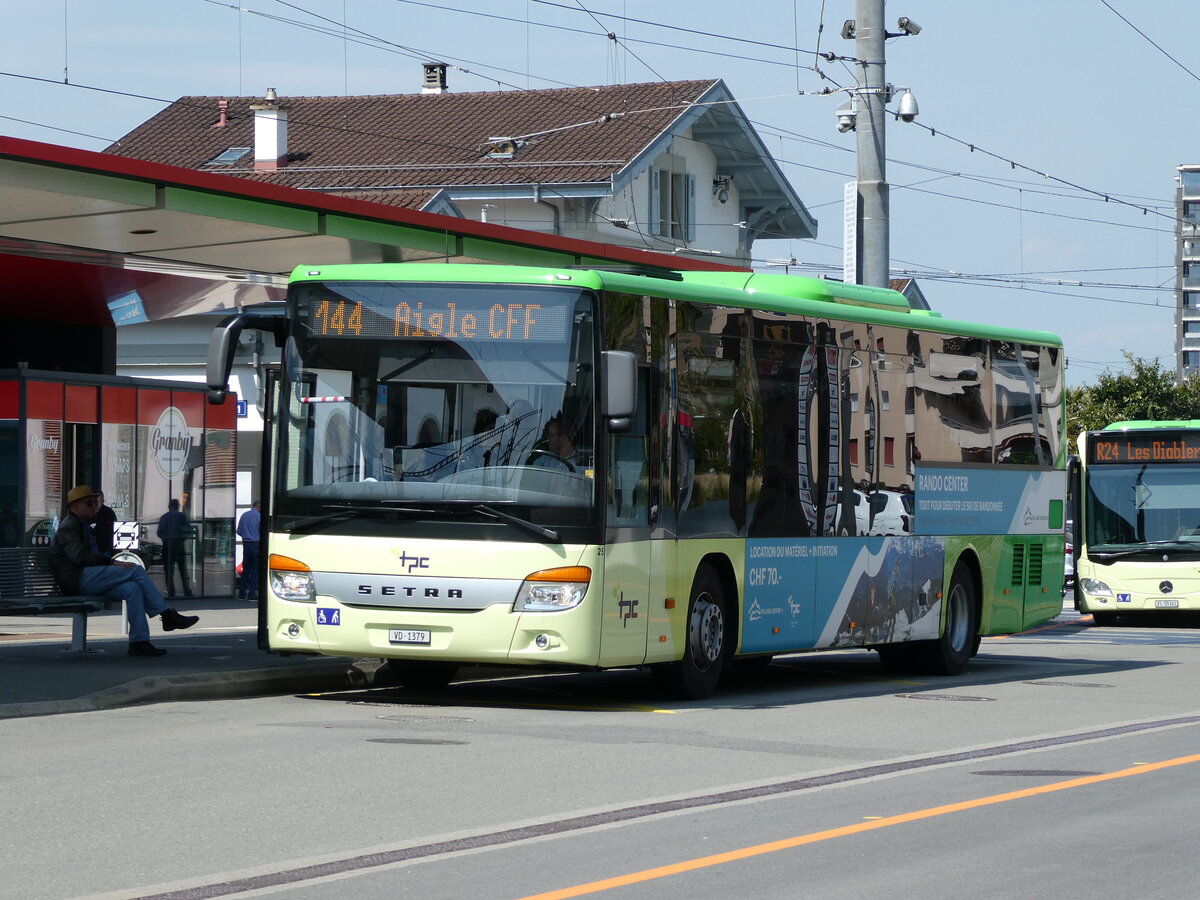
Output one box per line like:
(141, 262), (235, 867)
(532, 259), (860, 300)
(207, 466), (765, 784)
(0, 136), (737, 328)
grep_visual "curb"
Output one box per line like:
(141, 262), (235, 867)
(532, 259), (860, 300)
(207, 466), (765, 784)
(0, 658), (387, 720)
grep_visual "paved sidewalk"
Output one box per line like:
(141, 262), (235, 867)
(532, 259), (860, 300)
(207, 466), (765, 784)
(0, 599), (386, 719)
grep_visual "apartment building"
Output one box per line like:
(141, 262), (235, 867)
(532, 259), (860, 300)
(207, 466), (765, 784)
(1176, 164), (1200, 379)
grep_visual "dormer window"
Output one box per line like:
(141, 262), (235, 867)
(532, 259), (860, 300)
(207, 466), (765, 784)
(481, 137), (526, 160)
(205, 147), (252, 166)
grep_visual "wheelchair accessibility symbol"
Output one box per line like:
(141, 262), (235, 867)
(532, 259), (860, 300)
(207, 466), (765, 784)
(316, 608), (341, 626)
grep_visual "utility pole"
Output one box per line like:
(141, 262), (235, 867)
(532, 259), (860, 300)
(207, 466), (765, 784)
(855, 0), (888, 289)
(841, 3), (920, 288)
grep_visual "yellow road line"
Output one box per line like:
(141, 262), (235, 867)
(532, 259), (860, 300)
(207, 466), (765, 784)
(518, 753), (1200, 900)
(988, 616), (1085, 639)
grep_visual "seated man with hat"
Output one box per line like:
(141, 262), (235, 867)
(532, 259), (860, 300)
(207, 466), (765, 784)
(49, 485), (199, 657)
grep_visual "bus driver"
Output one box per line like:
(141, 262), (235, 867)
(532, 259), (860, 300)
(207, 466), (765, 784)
(532, 414), (578, 471)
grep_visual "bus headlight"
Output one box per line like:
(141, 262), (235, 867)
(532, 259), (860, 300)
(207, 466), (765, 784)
(269, 554), (316, 602)
(514, 566), (591, 612)
(1079, 577), (1113, 597)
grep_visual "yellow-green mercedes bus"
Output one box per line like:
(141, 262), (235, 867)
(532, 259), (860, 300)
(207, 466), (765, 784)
(208, 263), (1067, 699)
(1072, 420), (1200, 625)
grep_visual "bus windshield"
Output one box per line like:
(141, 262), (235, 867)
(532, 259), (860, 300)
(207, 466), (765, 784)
(273, 281), (600, 534)
(1084, 462), (1200, 554)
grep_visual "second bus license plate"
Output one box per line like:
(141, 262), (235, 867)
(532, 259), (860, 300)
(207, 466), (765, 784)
(1155, 599), (1180, 609)
(388, 629), (432, 644)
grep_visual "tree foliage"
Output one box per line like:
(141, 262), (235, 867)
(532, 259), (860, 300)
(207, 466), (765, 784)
(1066, 354), (1200, 446)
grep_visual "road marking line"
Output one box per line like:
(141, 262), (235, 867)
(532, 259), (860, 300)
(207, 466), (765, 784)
(989, 617), (1083, 639)
(517, 753), (1200, 900)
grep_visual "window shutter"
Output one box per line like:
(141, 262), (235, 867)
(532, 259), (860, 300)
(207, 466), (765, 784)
(685, 174), (696, 242)
(647, 169), (661, 236)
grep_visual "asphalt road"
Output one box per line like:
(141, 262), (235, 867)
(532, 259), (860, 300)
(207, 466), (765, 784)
(6, 609), (1200, 900)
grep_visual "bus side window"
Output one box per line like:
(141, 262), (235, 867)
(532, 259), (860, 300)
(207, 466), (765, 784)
(608, 366), (650, 527)
(610, 435), (648, 525)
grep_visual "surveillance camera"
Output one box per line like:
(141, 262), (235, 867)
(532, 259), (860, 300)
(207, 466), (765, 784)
(897, 16), (921, 35)
(835, 102), (857, 133)
(895, 89), (919, 122)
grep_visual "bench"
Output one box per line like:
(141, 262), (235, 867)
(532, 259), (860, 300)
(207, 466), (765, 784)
(0, 547), (110, 652)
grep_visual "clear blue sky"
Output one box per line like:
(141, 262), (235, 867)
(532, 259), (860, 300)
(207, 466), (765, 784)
(2, 0), (1195, 384)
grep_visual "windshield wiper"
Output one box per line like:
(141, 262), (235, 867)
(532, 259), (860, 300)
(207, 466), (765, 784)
(1090, 540), (1200, 562)
(466, 503), (559, 542)
(283, 503), (439, 533)
(282, 501), (560, 541)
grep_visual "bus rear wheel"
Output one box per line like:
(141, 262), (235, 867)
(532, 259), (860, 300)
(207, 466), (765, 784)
(909, 561), (978, 675)
(384, 659), (459, 689)
(653, 566), (729, 700)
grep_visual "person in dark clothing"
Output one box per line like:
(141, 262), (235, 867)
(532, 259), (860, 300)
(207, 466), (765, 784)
(157, 498), (194, 599)
(50, 484), (198, 657)
(236, 500), (261, 601)
(92, 490), (117, 555)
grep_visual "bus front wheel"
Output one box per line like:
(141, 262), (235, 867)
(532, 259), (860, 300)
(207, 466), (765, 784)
(384, 659), (459, 689)
(653, 566), (729, 700)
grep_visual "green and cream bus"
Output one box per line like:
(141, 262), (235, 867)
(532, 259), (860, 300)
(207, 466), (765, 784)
(208, 263), (1067, 699)
(1073, 420), (1200, 625)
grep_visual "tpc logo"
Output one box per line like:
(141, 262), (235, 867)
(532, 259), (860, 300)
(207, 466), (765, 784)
(397, 551), (430, 573)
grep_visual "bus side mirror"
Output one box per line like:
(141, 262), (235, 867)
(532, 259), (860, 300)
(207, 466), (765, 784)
(206, 313), (287, 404)
(1066, 453), (1081, 564)
(602, 350), (637, 431)
(206, 321), (240, 403)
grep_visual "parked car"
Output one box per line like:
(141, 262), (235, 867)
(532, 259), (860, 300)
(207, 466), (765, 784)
(838, 489), (870, 535)
(868, 490), (914, 535)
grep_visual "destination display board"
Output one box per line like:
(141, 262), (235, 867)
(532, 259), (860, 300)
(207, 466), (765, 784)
(1088, 432), (1200, 464)
(297, 284), (574, 343)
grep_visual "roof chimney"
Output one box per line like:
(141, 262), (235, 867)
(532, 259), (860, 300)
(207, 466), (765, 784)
(422, 62), (448, 94)
(250, 87), (288, 170)
(212, 99), (229, 129)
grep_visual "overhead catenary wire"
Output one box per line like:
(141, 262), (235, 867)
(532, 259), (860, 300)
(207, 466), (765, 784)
(898, 111), (1176, 226)
(1099, 0), (1200, 84)
(570, 1), (670, 85)
(745, 248), (1177, 302)
(396, 0), (830, 66)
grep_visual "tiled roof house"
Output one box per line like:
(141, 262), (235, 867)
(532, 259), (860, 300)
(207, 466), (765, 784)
(105, 66), (816, 267)
(889, 277), (931, 310)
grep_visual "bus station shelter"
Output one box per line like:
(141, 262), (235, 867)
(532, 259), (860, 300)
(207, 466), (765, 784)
(1, 369), (238, 597)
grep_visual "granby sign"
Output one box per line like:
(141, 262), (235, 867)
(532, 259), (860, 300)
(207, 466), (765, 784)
(151, 406), (193, 478)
